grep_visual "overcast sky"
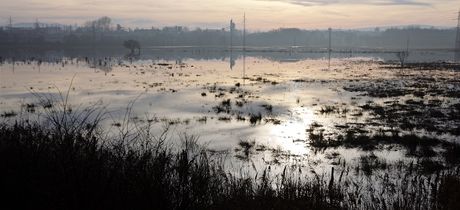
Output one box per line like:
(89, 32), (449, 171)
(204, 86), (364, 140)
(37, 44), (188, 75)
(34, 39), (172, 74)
(1, 0), (458, 30)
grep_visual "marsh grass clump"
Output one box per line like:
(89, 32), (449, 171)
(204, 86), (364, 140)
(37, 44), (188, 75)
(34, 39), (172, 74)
(235, 139), (256, 159)
(218, 116), (231, 122)
(261, 104), (273, 113)
(42, 102), (53, 109)
(215, 92), (225, 97)
(309, 127), (325, 146)
(196, 116), (207, 123)
(22, 103), (37, 113)
(264, 118), (281, 125)
(0, 110), (17, 118)
(236, 115), (246, 121)
(249, 112), (262, 125)
(213, 99), (232, 114)
(235, 100), (245, 107)
(308, 126), (341, 148)
(358, 153), (387, 176)
(319, 105), (337, 114)
(221, 99), (231, 106)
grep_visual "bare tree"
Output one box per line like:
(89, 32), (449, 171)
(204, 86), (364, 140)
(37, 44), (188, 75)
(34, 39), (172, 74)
(396, 51), (409, 68)
(84, 16), (112, 31)
(397, 38), (410, 68)
(123, 40), (141, 55)
(96, 16), (111, 32)
(84, 17), (112, 41)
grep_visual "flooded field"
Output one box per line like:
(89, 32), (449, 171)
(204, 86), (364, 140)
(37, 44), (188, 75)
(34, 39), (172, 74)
(1, 49), (459, 208)
(1, 50), (459, 166)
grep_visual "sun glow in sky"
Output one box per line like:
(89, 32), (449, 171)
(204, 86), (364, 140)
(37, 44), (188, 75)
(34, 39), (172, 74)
(1, 0), (458, 30)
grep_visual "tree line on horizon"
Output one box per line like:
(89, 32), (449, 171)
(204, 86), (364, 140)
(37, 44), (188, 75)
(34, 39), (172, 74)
(0, 16), (457, 50)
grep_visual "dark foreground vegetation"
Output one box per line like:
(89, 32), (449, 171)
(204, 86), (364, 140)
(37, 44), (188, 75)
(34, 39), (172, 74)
(1, 114), (460, 210)
(0, 120), (334, 209)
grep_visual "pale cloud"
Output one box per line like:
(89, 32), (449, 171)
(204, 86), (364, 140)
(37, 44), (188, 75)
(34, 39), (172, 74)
(258, 0), (433, 7)
(0, 0), (457, 30)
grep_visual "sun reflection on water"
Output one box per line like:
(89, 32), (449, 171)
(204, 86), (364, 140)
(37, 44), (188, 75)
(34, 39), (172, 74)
(269, 106), (315, 156)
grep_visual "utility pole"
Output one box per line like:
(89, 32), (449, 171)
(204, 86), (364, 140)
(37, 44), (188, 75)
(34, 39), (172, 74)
(230, 19), (235, 49)
(229, 19), (235, 70)
(7, 16), (14, 43)
(243, 13), (246, 86)
(243, 13), (246, 52)
(455, 9), (460, 62)
(8, 16), (13, 30)
(34, 18), (40, 30)
(328, 28), (332, 52)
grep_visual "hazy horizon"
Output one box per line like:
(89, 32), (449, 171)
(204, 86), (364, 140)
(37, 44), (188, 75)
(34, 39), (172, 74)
(1, 0), (458, 30)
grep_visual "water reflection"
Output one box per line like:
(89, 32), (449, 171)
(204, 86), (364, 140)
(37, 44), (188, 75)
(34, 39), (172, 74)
(1, 52), (459, 154)
(0, 47), (456, 67)
(229, 51), (235, 70)
(269, 107), (315, 156)
(456, 50), (460, 62)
